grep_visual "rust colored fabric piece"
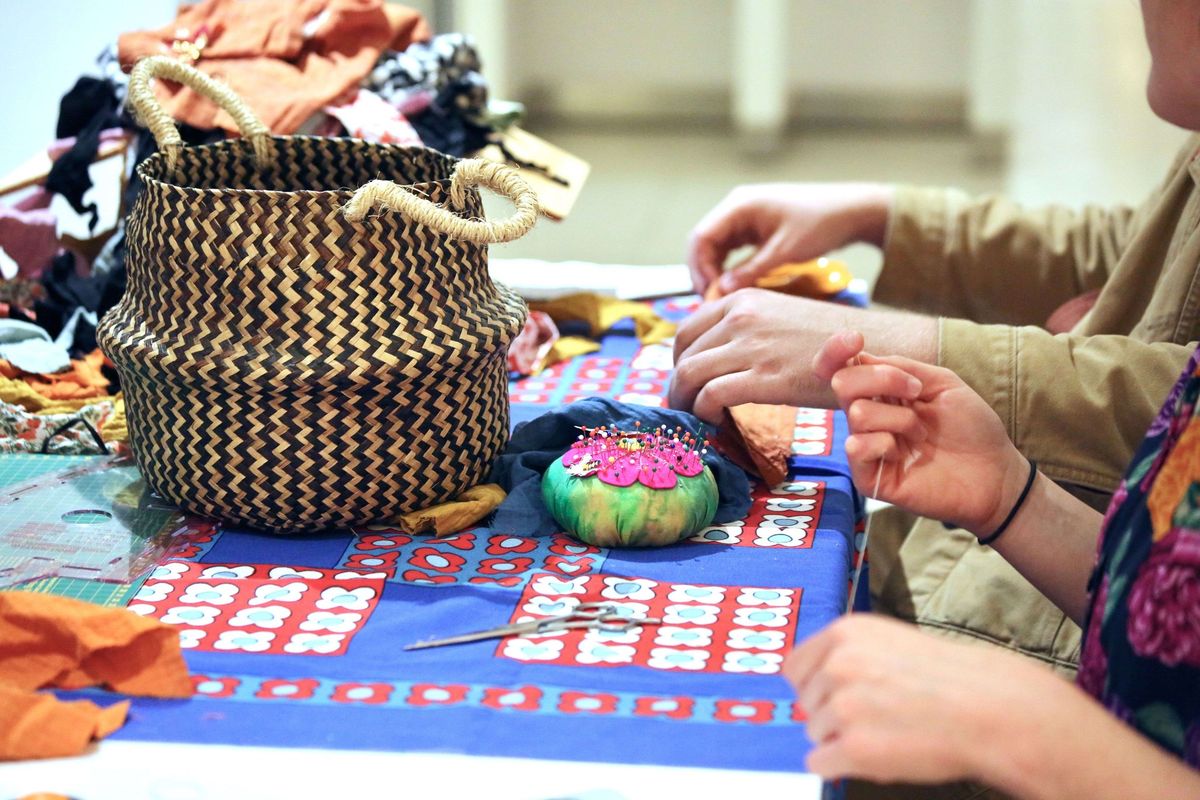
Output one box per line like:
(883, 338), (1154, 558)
(0, 591), (191, 760)
(716, 403), (797, 487)
(394, 483), (507, 536)
(118, 0), (430, 135)
(0, 686), (129, 761)
(0, 592), (192, 696)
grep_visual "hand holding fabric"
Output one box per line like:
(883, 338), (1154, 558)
(668, 291), (937, 425)
(814, 331), (1027, 536)
(686, 182), (893, 293)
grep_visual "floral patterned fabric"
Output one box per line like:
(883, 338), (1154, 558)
(1080, 345), (1200, 765)
(0, 397), (115, 455)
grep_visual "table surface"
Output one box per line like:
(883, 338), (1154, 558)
(0, 295), (858, 799)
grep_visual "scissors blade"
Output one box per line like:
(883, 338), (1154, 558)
(403, 620), (533, 651)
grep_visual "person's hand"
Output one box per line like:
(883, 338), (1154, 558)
(789, 615), (1200, 799)
(687, 182), (894, 294)
(783, 614), (1070, 787)
(669, 292), (937, 425)
(814, 331), (1026, 536)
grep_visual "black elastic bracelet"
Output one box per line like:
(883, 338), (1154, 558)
(978, 459), (1038, 547)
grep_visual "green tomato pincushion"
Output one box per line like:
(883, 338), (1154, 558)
(541, 423), (719, 547)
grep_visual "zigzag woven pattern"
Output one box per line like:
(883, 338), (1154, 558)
(98, 137), (526, 533)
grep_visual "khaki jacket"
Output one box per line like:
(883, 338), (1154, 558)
(875, 134), (1200, 491)
(864, 134), (1200, 671)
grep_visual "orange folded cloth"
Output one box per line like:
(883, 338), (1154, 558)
(0, 350), (111, 401)
(0, 591), (192, 761)
(118, 0), (430, 135)
(704, 257), (853, 303)
(0, 686), (128, 761)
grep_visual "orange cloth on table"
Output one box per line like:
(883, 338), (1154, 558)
(393, 483), (507, 536)
(118, 0), (431, 135)
(0, 350), (110, 401)
(0, 591), (192, 760)
(0, 686), (127, 761)
(703, 258), (853, 303)
(715, 404), (796, 487)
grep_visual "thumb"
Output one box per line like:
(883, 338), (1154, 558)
(812, 330), (865, 381)
(718, 238), (788, 293)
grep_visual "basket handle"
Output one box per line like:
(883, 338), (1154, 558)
(127, 56), (275, 172)
(342, 159), (538, 244)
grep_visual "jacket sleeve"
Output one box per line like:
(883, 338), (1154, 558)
(873, 186), (1140, 327)
(940, 317), (1194, 490)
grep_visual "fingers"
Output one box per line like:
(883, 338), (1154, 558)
(670, 340), (733, 414)
(674, 308), (736, 366)
(805, 739), (855, 780)
(716, 236), (788, 293)
(853, 352), (959, 397)
(782, 624), (840, 696)
(686, 194), (761, 292)
(692, 370), (754, 425)
(845, 431), (906, 463)
(830, 363), (923, 409)
(812, 330), (865, 381)
(673, 295), (731, 362)
(846, 399), (927, 444)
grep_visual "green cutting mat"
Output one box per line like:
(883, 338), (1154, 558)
(0, 454), (185, 607)
(0, 454), (105, 489)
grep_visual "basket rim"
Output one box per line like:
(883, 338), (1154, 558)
(136, 135), (462, 200)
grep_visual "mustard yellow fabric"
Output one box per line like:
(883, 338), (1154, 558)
(540, 335), (600, 370)
(0, 375), (127, 445)
(529, 293), (676, 347)
(392, 483), (507, 536)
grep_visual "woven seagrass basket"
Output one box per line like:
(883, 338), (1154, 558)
(97, 57), (537, 533)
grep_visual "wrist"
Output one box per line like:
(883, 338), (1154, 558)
(971, 450), (1034, 538)
(845, 183), (894, 248)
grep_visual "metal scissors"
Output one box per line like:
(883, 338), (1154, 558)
(404, 601), (661, 651)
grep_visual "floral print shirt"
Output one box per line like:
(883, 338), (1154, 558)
(1079, 345), (1200, 765)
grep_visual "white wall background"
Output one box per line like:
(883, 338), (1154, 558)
(0, 0), (1190, 228)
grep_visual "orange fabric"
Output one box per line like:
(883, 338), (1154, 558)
(0, 591), (192, 761)
(716, 404), (795, 487)
(118, 0), (430, 135)
(0, 350), (111, 401)
(704, 258), (853, 303)
(0, 686), (129, 761)
(1147, 418), (1200, 542)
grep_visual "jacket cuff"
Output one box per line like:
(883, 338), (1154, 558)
(938, 317), (1018, 444)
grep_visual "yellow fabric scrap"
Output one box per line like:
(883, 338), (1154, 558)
(529, 293), (676, 346)
(393, 483), (507, 536)
(0, 376), (128, 444)
(540, 335), (601, 371)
